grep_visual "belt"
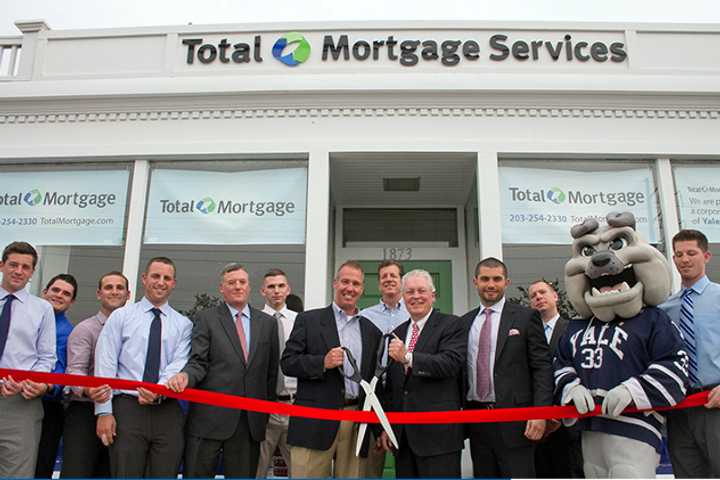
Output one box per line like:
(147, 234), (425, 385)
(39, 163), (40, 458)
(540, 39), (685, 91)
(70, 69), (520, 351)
(688, 384), (718, 395)
(277, 394), (294, 402)
(115, 393), (166, 405)
(343, 398), (359, 407)
(467, 401), (495, 410)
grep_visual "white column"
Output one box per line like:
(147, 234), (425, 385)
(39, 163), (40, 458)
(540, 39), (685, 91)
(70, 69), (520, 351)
(14, 20), (49, 80)
(655, 158), (681, 291)
(304, 150), (330, 309)
(122, 160), (150, 301)
(476, 152), (503, 260)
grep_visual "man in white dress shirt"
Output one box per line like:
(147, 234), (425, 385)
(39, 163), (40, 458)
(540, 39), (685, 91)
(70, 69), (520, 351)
(256, 268), (297, 478)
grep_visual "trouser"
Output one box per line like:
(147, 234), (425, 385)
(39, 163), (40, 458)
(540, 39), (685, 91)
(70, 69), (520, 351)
(395, 433), (461, 478)
(109, 395), (185, 478)
(667, 406), (720, 477)
(256, 412), (291, 478)
(60, 401), (110, 478)
(0, 395), (43, 478)
(35, 398), (65, 478)
(467, 420), (536, 478)
(184, 410), (260, 479)
(290, 407), (366, 478)
(582, 431), (659, 478)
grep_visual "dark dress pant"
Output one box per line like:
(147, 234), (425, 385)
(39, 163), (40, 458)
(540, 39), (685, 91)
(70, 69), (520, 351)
(60, 401), (110, 478)
(35, 399), (64, 478)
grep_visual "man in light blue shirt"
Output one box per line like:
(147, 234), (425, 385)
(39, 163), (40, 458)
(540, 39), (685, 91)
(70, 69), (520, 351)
(660, 229), (720, 477)
(359, 259), (408, 477)
(0, 241), (56, 478)
(94, 256), (192, 478)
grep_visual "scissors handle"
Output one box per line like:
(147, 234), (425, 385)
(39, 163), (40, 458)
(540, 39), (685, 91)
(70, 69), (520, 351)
(339, 346), (362, 383)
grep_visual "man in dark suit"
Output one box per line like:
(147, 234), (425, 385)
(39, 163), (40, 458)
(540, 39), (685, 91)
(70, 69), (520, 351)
(461, 257), (554, 478)
(529, 280), (584, 478)
(167, 263), (279, 478)
(377, 269), (466, 478)
(281, 261), (382, 478)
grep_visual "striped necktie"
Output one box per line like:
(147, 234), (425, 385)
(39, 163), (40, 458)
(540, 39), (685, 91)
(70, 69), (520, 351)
(679, 288), (700, 386)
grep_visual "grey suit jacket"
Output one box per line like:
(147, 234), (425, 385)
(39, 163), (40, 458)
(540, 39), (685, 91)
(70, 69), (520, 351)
(183, 303), (279, 442)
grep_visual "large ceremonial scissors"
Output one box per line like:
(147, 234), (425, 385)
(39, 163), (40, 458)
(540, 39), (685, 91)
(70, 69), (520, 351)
(341, 335), (399, 456)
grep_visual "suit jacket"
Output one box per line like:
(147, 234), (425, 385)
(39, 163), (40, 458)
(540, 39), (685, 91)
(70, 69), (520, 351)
(182, 304), (279, 442)
(548, 316), (570, 360)
(281, 305), (382, 455)
(461, 301), (554, 448)
(382, 310), (466, 457)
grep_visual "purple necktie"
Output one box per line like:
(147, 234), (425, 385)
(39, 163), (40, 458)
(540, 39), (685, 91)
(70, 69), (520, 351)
(475, 308), (493, 399)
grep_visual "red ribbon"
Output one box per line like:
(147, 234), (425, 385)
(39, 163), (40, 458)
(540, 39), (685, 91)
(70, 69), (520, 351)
(0, 368), (709, 424)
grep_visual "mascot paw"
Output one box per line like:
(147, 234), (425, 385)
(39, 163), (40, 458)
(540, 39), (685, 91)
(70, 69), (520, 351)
(602, 384), (633, 416)
(567, 384), (596, 414)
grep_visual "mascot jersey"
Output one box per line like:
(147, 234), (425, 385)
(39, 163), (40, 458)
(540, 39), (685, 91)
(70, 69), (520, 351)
(554, 306), (689, 453)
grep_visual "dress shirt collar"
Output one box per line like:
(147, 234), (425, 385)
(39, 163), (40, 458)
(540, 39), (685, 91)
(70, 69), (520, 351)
(480, 296), (506, 316)
(686, 275), (710, 296)
(381, 298), (404, 312)
(140, 296), (171, 317)
(409, 308), (432, 331)
(545, 313), (560, 331)
(262, 304), (292, 318)
(227, 303), (251, 320)
(96, 310), (109, 326)
(1, 286), (29, 303)
(55, 310), (68, 323)
(332, 302), (358, 322)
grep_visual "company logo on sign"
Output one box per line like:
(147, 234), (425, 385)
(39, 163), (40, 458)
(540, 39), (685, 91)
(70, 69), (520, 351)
(196, 197), (217, 214)
(24, 189), (43, 206)
(272, 32), (311, 66)
(546, 187), (566, 204)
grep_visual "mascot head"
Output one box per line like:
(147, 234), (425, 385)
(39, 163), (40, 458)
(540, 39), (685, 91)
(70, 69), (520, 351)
(565, 211), (671, 322)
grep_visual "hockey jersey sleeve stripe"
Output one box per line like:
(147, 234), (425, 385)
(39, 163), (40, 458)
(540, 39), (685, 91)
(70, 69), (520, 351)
(554, 366), (576, 379)
(648, 363), (687, 395)
(622, 377), (652, 410)
(640, 373), (677, 406)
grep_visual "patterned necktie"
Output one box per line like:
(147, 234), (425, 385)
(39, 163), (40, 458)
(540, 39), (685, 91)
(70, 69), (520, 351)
(142, 308), (162, 384)
(274, 312), (285, 392)
(476, 308), (493, 399)
(236, 312), (249, 362)
(0, 294), (16, 362)
(407, 322), (420, 352)
(679, 289), (700, 386)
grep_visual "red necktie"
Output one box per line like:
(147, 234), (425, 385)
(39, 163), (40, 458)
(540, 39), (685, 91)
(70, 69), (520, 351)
(475, 308), (493, 399)
(236, 313), (249, 361)
(407, 322), (420, 352)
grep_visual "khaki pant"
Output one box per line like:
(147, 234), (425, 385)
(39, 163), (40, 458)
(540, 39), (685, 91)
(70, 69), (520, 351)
(256, 413), (291, 478)
(364, 431), (387, 478)
(290, 407), (366, 478)
(0, 395), (43, 478)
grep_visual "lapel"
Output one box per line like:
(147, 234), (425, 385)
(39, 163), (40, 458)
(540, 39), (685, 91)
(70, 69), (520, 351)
(549, 317), (568, 354)
(246, 306), (261, 366)
(219, 304), (246, 365)
(411, 309), (438, 353)
(495, 302), (515, 362)
(319, 305), (340, 350)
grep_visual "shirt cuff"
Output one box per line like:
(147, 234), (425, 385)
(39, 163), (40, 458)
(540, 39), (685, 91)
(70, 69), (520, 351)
(95, 397), (113, 416)
(404, 352), (413, 367)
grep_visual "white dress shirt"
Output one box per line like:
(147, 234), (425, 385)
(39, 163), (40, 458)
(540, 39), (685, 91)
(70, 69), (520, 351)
(543, 313), (560, 344)
(467, 296), (506, 402)
(402, 309), (432, 367)
(262, 304), (297, 395)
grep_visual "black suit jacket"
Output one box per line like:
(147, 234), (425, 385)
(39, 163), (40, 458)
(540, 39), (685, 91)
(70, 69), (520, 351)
(281, 305), (382, 455)
(461, 301), (554, 448)
(383, 310), (466, 457)
(548, 316), (570, 360)
(182, 304), (279, 442)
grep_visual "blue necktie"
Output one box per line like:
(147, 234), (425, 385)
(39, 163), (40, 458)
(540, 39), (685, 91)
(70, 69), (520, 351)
(142, 308), (162, 384)
(0, 294), (16, 362)
(679, 289), (700, 386)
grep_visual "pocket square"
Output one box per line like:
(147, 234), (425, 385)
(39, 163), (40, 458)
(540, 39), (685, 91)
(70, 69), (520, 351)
(508, 328), (521, 336)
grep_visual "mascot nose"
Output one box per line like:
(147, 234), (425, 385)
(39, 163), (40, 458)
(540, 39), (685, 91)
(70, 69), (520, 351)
(591, 251), (614, 267)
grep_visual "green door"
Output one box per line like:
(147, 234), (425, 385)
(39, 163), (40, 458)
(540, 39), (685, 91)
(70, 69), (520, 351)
(356, 260), (453, 315)
(355, 260), (453, 478)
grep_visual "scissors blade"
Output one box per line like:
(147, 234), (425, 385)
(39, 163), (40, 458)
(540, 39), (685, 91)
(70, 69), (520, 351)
(355, 378), (379, 456)
(367, 391), (399, 450)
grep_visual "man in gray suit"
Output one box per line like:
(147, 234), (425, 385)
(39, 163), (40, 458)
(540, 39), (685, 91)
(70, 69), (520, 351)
(168, 263), (279, 478)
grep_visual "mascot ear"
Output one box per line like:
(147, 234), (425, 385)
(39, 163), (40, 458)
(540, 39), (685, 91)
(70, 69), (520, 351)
(571, 218), (599, 239)
(606, 211), (636, 230)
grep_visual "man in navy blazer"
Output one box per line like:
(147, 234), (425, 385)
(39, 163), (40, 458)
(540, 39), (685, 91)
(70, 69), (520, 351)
(378, 269), (466, 478)
(461, 257), (554, 478)
(281, 261), (382, 478)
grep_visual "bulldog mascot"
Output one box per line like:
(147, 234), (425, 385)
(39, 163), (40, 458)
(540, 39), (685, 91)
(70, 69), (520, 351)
(554, 212), (690, 478)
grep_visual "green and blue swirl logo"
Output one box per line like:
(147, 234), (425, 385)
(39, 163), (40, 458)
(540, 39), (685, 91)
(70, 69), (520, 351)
(24, 189), (43, 206)
(196, 197), (216, 214)
(272, 32), (311, 66)
(546, 187), (566, 204)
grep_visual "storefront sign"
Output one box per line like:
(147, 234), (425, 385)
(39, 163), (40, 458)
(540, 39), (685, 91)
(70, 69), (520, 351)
(674, 167), (720, 241)
(144, 168), (307, 245)
(500, 167), (659, 244)
(0, 170), (129, 246)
